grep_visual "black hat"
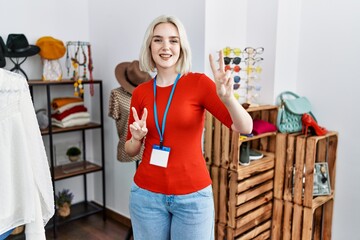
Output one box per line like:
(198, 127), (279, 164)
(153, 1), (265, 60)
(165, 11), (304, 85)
(5, 34), (40, 58)
(0, 37), (5, 67)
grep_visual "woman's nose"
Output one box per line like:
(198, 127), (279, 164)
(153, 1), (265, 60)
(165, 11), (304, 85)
(162, 40), (170, 49)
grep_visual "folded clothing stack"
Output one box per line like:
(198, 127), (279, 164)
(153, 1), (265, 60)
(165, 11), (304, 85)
(51, 97), (90, 128)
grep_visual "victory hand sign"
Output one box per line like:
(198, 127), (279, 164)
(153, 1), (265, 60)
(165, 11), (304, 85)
(209, 50), (234, 104)
(129, 107), (148, 141)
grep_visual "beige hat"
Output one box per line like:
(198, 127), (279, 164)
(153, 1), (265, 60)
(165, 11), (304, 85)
(115, 60), (151, 94)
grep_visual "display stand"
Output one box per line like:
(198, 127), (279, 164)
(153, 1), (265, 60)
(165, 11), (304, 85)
(28, 79), (106, 238)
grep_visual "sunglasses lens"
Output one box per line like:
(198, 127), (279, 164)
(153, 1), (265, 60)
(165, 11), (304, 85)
(224, 57), (231, 65)
(245, 47), (255, 55)
(233, 66), (240, 72)
(223, 47), (231, 57)
(234, 76), (240, 83)
(233, 57), (241, 65)
(224, 65), (231, 71)
(256, 47), (264, 55)
(233, 48), (241, 56)
(233, 83), (240, 90)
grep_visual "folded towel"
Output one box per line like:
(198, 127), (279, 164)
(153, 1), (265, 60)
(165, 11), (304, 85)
(51, 105), (88, 121)
(252, 119), (277, 135)
(52, 112), (90, 122)
(51, 97), (83, 109)
(52, 117), (90, 128)
(53, 102), (84, 114)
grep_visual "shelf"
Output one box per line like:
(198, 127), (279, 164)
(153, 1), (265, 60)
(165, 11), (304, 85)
(53, 161), (102, 180)
(311, 192), (334, 211)
(41, 122), (102, 135)
(46, 201), (103, 228)
(28, 79), (102, 86)
(239, 131), (277, 144)
(246, 104), (278, 113)
(236, 154), (275, 180)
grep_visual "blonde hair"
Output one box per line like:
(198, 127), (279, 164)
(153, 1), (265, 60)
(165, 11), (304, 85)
(139, 15), (192, 75)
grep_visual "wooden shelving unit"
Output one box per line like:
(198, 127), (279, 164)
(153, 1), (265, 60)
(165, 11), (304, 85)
(205, 104), (338, 239)
(28, 79), (106, 238)
(271, 132), (338, 240)
(205, 105), (278, 240)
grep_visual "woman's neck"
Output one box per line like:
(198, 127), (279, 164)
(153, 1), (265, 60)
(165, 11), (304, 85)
(155, 70), (179, 87)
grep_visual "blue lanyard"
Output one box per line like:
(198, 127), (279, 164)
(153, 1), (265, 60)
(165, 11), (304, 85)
(153, 73), (181, 148)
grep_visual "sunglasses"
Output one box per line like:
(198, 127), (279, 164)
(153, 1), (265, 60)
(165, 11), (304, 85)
(233, 83), (240, 90)
(224, 57), (241, 65)
(223, 47), (242, 57)
(255, 66), (262, 74)
(243, 57), (263, 66)
(243, 75), (261, 83)
(224, 65), (241, 72)
(234, 75), (241, 83)
(244, 66), (254, 75)
(244, 85), (262, 91)
(244, 47), (264, 56)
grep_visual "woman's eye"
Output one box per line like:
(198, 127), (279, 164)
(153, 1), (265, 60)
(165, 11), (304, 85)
(153, 39), (162, 42)
(170, 40), (179, 44)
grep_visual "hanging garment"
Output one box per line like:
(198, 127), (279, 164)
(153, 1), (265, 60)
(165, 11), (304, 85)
(0, 69), (54, 239)
(108, 87), (144, 162)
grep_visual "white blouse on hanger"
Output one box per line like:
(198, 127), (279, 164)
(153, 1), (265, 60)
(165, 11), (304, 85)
(0, 69), (54, 239)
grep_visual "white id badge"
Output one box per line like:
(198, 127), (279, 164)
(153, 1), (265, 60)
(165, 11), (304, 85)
(150, 145), (171, 168)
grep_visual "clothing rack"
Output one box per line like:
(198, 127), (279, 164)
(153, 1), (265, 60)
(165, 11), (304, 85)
(66, 41), (91, 46)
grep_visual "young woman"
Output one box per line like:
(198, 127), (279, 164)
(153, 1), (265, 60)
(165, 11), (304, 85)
(125, 15), (253, 240)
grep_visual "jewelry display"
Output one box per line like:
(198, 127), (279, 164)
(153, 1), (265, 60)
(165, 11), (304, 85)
(223, 46), (264, 106)
(65, 41), (94, 97)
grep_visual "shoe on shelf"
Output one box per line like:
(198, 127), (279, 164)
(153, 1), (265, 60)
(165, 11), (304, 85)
(301, 113), (328, 136)
(239, 142), (250, 166)
(249, 149), (264, 161)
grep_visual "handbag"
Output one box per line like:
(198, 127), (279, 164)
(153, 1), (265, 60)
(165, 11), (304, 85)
(277, 91), (316, 133)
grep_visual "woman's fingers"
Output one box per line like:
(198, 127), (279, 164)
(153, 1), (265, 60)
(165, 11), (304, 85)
(141, 108), (148, 131)
(209, 53), (217, 76)
(218, 50), (224, 70)
(132, 107), (140, 122)
(141, 108), (148, 122)
(130, 107), (148, 137)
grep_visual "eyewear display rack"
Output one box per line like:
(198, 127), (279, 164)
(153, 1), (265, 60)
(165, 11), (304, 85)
(204, 105), (278, 240)
(28, 79), (106, 238)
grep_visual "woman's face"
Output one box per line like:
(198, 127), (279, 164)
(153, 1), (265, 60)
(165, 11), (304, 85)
(150, 22), (181, 72)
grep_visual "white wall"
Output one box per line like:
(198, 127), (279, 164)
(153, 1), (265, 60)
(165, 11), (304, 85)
(1, 0), (359, 238)
(296, 1), (360, 239)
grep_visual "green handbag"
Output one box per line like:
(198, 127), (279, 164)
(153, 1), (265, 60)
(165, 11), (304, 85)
(277, 91), (317, 133)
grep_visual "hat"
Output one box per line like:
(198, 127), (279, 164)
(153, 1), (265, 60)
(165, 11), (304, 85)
(115, 60), (151, 94)
(5, 34), (40, 58)
(0, 37), (5, 67)
(36, 36), (66, 60)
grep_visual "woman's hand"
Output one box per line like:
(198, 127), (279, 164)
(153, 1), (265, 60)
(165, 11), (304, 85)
(129, 107), (148, 141)
(209, 50), (233, 104)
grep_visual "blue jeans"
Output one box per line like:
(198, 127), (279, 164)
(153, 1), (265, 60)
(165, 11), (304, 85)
(129, 182), (215, 240)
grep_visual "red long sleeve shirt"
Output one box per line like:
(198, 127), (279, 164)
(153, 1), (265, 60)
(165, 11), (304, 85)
(127, 73), (233, 195)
